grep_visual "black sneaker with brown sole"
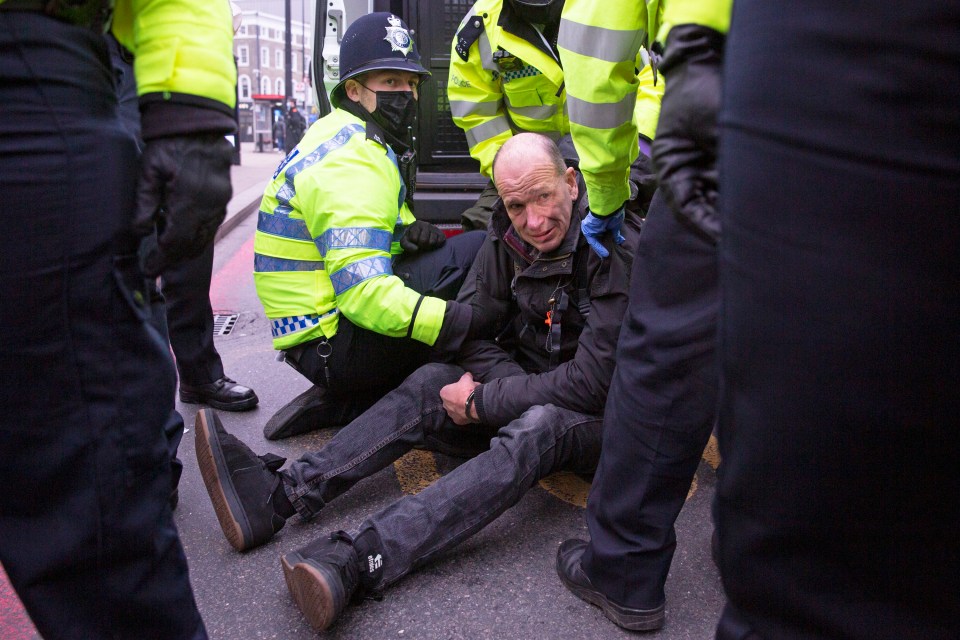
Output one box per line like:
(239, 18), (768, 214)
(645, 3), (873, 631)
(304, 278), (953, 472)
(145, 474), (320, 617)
(194, 408), (287, 551)
(281, 532), (361, 631)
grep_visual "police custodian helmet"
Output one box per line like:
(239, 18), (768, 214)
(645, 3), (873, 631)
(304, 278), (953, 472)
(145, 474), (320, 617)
(330, 12), (431, 108)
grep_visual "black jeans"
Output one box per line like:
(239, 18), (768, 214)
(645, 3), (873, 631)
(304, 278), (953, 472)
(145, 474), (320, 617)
(0, 13), (205, 639)
(282, 362), (603, 586)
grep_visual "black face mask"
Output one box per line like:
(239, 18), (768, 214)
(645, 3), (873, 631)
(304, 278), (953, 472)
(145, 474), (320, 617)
(365, 89), (418, 140)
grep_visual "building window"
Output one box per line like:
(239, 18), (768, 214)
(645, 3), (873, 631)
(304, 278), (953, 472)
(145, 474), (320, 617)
(261, 47), (269, 67)
(237, 45), (249, 66)
(291, 55), (297, 73)
(261, 76), (271, 94)
(276, 50), (283, 69)
(268, 28), (275, 39)
(238, 24), (247, 36)
(275, 78), (284, 96)
(239, 75), (251, 100)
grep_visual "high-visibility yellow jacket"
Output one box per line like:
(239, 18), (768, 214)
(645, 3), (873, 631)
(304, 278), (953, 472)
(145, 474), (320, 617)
(111, 0), (236, 111)
(0, 0), (236, 112)
(448, 0), (663, 179)
(558, 0), (731, 215)
(254, 108), (447, 351)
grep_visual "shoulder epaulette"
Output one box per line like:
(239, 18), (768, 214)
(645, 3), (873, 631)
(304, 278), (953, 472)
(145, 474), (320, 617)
(455, 14), (485, 62)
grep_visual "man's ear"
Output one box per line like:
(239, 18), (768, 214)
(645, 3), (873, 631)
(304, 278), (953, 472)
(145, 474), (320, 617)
(565, 166), (579, 200)
(344, 79), (362, 103)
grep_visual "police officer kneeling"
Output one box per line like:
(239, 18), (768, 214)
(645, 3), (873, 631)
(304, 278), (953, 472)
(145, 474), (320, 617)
(254, 13), (485, 440)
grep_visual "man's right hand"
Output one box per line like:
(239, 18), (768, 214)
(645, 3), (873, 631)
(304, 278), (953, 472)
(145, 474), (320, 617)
(651, 24), (725, 243)
(440, 372), (480, 425)
(132, 134), (234, 277)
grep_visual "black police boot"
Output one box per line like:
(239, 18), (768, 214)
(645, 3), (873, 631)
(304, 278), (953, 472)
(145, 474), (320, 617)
(281, 530), (376, 631)
(263, 385), (375, 441)
(556, 539), (665, 632)
(263, 385), (333, 440)
(194, 409), (294, 551)
(180, 376), (259, 412)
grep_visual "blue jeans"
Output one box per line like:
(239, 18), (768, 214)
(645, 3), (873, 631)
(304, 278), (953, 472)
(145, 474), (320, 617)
(282, 362), (602, 586)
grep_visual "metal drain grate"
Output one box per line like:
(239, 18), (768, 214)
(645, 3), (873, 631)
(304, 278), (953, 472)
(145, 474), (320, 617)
(212, 313), (239, 336)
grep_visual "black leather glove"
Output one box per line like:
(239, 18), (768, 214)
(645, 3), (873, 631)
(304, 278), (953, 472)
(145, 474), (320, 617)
(400, 220), (447, 253)
(627, 135), (658, 215)
(131, 134), (233, 277)
(651, 24), (725, 243)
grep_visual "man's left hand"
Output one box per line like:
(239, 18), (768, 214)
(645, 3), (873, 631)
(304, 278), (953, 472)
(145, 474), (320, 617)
(440, 372), (480, 425)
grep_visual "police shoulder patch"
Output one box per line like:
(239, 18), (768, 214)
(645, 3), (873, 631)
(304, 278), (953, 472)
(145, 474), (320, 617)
(455, 15), (485, 62)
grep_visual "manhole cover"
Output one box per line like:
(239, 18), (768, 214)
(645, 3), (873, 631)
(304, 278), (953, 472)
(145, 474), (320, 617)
(212, 313), (239, 336)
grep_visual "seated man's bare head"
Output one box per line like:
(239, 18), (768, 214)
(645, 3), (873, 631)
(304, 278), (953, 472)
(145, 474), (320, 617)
(492, 133), (578, 254)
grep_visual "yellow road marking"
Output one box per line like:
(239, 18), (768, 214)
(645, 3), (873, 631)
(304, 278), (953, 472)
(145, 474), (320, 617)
(394, 435), (722, 506)
(394, 449), (442, 495)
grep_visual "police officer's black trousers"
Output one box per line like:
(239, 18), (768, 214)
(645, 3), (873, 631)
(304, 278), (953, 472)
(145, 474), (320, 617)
(163, 242), (227, 386)
(580, 190), (718, 609)
(716, 2), (960, 638)
(0, 13), (206, 639)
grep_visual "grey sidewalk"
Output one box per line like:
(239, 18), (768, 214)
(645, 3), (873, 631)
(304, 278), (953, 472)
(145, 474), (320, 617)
(216, 141), (286, 242)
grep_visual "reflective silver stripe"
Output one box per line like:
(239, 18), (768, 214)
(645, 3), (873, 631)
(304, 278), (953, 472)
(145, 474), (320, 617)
(270, 309), (339, 337)
(504, 97), (558, 121)
(257, 210), (312, 241)
(566, 93), (636, 130)
(558, 19), (645, 63)
(315, 227), (393, 257)
(329, 256), (393, 295)
(465, 116), (511, 148)
(449, 100), (500, 119)
(478, 30), (496, 72)
(254, 253), (324, 272)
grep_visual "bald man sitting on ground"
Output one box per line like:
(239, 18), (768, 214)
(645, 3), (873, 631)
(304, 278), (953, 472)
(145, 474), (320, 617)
(194, 132), (641, 631)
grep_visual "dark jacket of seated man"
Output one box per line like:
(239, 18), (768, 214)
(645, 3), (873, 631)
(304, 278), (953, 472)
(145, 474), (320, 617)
(193, 132), (641, 633)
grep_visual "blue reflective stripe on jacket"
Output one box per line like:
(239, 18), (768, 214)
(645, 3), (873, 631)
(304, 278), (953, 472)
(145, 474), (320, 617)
(315, 227), (393, 257)
(254, 254), (324, 272)
(329, 256), (393, 295)
(257, 210), (312, 241)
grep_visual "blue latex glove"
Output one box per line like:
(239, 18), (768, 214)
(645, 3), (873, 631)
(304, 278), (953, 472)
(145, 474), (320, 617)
(581, 208), (625, 258)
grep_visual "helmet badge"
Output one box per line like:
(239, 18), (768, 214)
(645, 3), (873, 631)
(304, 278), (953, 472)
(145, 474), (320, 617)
(384, 14), (414, 57)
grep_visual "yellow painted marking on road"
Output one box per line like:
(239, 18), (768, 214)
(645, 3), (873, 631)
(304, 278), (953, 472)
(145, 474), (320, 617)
(394, 449), (442, 495)
(702, 434), (721, 470)
(538, 472), (592, 508)
(395, 435), (721, 504)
